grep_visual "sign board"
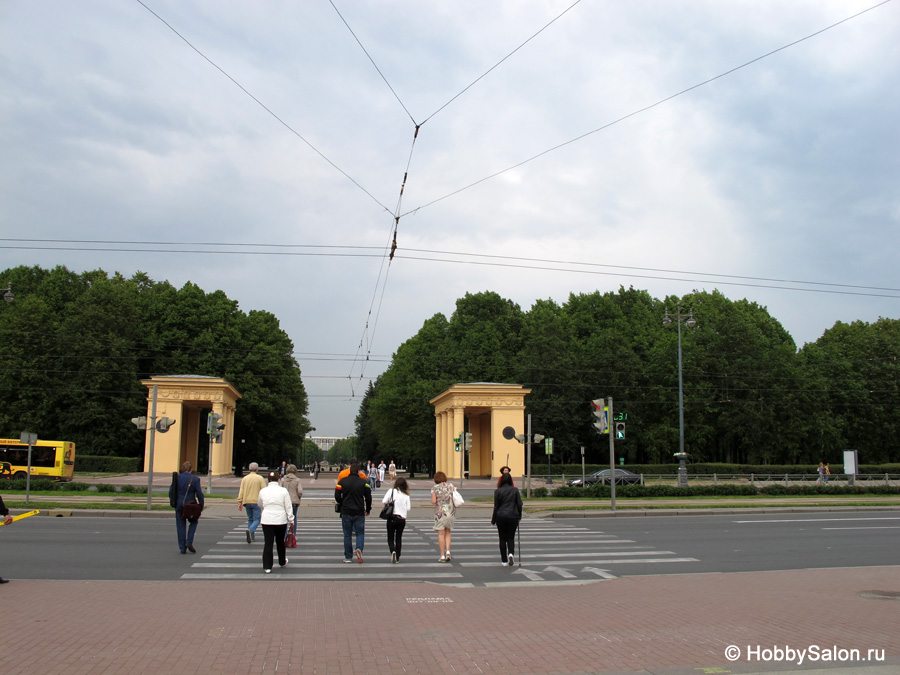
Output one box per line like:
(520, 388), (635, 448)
(843, 449), (858, 475)
(20, 431), (37, 445)
(545, 438), (553, 455)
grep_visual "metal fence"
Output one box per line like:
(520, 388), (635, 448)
(545, 473), (900, 487)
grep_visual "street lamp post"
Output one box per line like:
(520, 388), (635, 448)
(663, 302), (696, 486)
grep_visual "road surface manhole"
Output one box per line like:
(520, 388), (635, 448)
(858, 590), (900, 600)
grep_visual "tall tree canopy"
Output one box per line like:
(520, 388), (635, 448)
(0, 265), (310, 468)
(365, 288), (898, 470)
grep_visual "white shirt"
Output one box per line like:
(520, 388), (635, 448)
(381, 487), (411, 519)
(258, 482), (294, 525)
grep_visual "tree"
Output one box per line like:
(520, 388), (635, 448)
(0, 265), (311, 464)
(354, 381), (379, 461)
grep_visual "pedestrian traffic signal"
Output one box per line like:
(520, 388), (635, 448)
(592, 399), (608, 434)
(615, 422), (626, 439)
(207, 412), (225, 443)
(131, 416), (147, 430)
(463, 432), (473, 452)
(156, 417), (176, 433)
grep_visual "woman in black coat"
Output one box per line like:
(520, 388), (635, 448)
(491, 473), (523, 566)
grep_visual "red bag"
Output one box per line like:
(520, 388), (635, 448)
(285, 523), (296, 548)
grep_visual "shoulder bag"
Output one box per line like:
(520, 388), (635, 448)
(452, 486), (465, 508)
(181, 476), (202, 521)
(379, 489), (395, 520)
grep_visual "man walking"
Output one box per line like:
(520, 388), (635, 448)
(237, 462), (267, 543)
(335, 459), (371, 563)
(169, 461), (204, 554)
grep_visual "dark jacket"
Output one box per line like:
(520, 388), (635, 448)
(335, 471), (372, 516)
(0, 495), (8, 517)
(169, 471), (204, 511)
(491, 484), (522, 524)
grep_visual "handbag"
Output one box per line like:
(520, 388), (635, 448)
(379, 489), (395, 520)
(285, 522), (297, 548)
(452, 487), (464, 508)
(334, 502), (342, 514)
(181, 475), (202, 520)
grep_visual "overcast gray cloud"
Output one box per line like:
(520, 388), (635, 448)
(2, 0), (898, 437)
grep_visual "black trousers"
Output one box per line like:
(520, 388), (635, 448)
(495, 517), (519, 561)
(386, 516), (406, 559)
(261, 523), (288, 570)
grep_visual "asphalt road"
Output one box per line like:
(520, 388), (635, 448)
(2, 510), (897, 585)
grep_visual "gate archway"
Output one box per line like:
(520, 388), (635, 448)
(430, 383), (530, 479)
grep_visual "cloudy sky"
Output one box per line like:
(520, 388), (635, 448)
(2, 0), (898, 437)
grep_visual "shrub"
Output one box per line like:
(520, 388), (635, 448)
(96, 483), (118, 493)
(75, 455), (142, 473)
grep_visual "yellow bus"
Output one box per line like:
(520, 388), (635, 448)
(0, 439), (75, 482)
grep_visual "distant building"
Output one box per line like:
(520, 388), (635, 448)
(309, 437), (346, 455)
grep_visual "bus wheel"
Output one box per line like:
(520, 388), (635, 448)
(13, 472), (26, 480)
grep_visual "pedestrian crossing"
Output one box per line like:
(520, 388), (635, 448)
(181, 520), (698, 585)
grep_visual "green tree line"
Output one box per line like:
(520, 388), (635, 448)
(356, 288), (899, 473)
(0, 265), (311, 469)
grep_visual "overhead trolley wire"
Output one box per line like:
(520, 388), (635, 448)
(400, 0), (895, 219)
(4, 238), (899, 298)
(133, 0), (391, 215)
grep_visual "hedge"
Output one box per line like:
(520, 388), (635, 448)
(0, 479), (146, 493)
(76, 455), (142, 473)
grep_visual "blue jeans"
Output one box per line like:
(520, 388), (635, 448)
(244, 503), (261, 539)
(341, 513), (365, 560)
(175, 507), (199, 552)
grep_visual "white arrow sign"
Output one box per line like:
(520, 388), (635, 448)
(582, 567), (618, 579)
(511, 568), (544, 582)
(543, 566), (576, 579)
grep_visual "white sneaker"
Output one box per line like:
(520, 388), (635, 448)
(508, 554), (514, 565)
(391, 551), (398, 564)
(501, 562), (508, 567)
(445, 551), (451, 561)
(264, 569), (272, 574)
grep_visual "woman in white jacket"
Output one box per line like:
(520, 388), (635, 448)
(382, 476), (411, 563)
(258, 472), (294, 573)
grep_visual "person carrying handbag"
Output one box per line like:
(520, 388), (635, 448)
(382, 477), (411, 563)
(168, 461), (204, 554)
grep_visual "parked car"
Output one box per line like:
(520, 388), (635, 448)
(567, 469), (641, 487)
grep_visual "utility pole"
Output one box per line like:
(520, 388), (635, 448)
(608, 396), (616, 512)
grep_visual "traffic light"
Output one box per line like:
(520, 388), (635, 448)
(207, 412), (225, 443)
(464, 432), (473, 452)
(156, 417), (176, 433)
(131, 416), (147, 430)
(592, 399), (608, 434)
(615, 422), (626, 439)
(454, 433), (461, 452)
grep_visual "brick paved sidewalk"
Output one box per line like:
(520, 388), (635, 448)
(4, 566), (897, 674)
